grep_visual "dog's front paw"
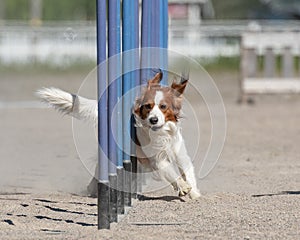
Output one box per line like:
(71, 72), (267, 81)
(163, 121), (177, 135)
(177, 177), (191, 197)
(189, 189), (201, 199)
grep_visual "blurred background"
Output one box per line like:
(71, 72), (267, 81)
(0, 0), (299, 67)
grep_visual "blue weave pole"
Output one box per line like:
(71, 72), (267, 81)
(130, 0), (140, 199)
(122, 0), (140, 204)
(141, 0), (168, 85)
(116, 0), (124, 215)
(141, 0), (151, 85)
(151, 0), (159, 48)
(160, 0), (168, 83)
(107, 0), (121, 223)
(96, 0), (110, 230)
(122, 0), (132, 164)
(133, 0), (140, 88)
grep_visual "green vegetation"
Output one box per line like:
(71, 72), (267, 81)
(4, 56), (297, 75)
(3, 0), (96, 21)
(5, 0), (30, 20)
(200, 56), (240, 72)
(0, 57), (240, 75)
(211, 0), (262, 19)
(0, 59), (96, 74)
(42, 0), (96, 21)
(2, 0), (264, 21)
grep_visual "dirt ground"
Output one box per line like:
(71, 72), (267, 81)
(0, 69), (299, 239)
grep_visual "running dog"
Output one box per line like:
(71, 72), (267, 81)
(37, 71), (200, 199)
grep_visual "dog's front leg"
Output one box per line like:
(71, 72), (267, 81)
(155, 158), (191, 196)
(176, 144), (201, 199)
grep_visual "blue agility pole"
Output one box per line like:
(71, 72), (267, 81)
(131, 0), (140, 93)
(141, 0), (168, 85)
(122, 0), (133, 207)
(130, 0), (140, 199)
(151, 0), (159, 48)
(141, 0), (151, 84)
(122, 0), (140, 204)
(108, 0), (121, 223)
(160, 0), (168, 83)
(116, 0), (125, 215)
(96, 0), (110, 230)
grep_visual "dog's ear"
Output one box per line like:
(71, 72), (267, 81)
(133, 97), (142, 116)
(147, 71), (163, 89)
(171, 71), (189, 96)
(171, 79), (188, 96)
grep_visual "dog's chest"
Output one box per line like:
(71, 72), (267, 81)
(136, 126), (182, 163)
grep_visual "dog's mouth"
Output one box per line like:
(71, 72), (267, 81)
(150, 125), (163, 131)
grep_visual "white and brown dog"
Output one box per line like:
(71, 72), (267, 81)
(37, 71), (200, 199)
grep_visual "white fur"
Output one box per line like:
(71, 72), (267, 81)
(36, 87), (97, 124)
(154, 91), (164, 105)
(135, 115), (201, 199)
(147, 91), (165, 128)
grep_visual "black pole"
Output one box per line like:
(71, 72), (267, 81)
(123, 160), (132, 206)
(98, 182), (110, 229)
(109, 174), (118, 222)
(137, 161), (143, 194)
(131, 156), (137, 199)
(130, 114), (138, 199)
(117, 167), (125, 214)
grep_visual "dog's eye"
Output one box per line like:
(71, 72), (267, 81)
(160, 104), (167, 110)
(144, 104), (152, 110)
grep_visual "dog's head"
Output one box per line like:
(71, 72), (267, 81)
(134, 70), (188, 131)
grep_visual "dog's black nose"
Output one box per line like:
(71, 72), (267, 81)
(149, 117), (158, 125)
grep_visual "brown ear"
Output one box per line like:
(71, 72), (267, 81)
(147, 71), (163, 88)
(133, 97), (142, 116)
(171, 79), (188, 96)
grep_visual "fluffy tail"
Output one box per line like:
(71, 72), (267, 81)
(36, 87), (97, 124)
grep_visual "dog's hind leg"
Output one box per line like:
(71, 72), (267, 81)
(87, 177), (98, 197)
(86, 163), (99, 197)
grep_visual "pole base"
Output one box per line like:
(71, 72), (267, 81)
(123, 160), (132, 206)
(109, 174), (118, 223)
(97, 181), (110, 229)
(117, 167), (125, 214)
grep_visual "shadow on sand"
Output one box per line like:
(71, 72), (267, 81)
(137, 194), (185, 202)
(252, 191), (300, 198)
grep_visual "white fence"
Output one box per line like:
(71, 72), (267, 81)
(0, 20), (299, 65)
(240, 32), (300, 99)
(0, 22), (96, 65)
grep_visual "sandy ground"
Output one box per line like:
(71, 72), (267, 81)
(0, 69), (300, 239)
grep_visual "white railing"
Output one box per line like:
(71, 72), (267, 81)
(0, 20), (299, 65)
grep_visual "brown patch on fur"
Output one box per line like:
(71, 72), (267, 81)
(147, 72), (163, 89)
(171, 79), (188, 97)
(135, 89), (156, 119)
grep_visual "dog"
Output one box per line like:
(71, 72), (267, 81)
(37, 71), (200, 199)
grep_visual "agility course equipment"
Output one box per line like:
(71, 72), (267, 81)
(96, 0), (168, 229)
(240, 31), (300, 102)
